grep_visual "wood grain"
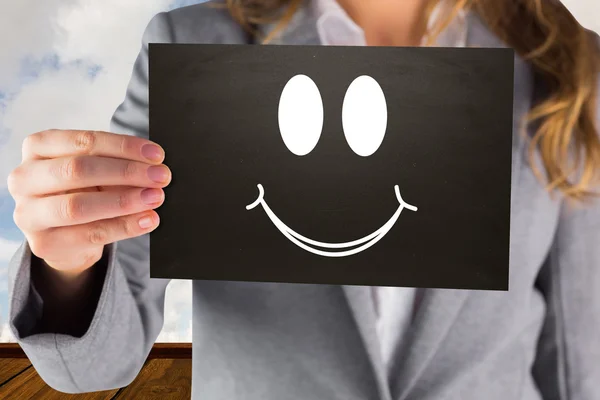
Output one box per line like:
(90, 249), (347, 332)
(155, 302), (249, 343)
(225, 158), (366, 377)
(0, 366), (119, 400)
(146, 343), (192, 359)
(0, 343), (192, 359)
(0, 344), (28, 358)
(0, 358), (32, 385)
(0, 345), (192, 399)
(115, 359), (192, 399)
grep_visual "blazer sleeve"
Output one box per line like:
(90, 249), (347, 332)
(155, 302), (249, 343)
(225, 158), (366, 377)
(532, 77), (600, 399)
(8, 12), (173, 394)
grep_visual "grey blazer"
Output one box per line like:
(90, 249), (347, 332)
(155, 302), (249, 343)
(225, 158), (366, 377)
(8, 2), (600, 399)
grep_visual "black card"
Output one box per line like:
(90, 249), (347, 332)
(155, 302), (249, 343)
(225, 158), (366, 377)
(149, 44), (514, 290)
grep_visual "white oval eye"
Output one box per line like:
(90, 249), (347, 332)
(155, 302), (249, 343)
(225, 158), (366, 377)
(342, 75), (387, 157)
(278, 74), (324, 156)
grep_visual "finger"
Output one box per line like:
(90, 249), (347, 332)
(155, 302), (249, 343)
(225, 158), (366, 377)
(13, 156), (171, 196)
(30, 210), (160, 262)
(20, 187), (165, 231)
(60, 185), (132, 195)
(22, 129), (165, 164)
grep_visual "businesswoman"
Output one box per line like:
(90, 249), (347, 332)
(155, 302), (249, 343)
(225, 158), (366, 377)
(7, 0), (600, 399)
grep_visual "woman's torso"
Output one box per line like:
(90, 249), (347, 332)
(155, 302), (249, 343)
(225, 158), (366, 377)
(135, 3), (561, 399)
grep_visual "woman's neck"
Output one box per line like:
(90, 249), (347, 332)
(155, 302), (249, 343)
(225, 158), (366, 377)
(336, 0), (430, 46)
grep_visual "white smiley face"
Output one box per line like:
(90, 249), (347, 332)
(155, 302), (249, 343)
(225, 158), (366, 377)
(246, 74), (418, 257)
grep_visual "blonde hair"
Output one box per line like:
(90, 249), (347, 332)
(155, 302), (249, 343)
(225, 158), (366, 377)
(220, 0), (600, 202)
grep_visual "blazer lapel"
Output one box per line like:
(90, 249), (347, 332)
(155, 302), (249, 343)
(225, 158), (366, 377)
(391, 12), (523, 400)
(342, 286), (394, 400)
(391, 289), (469, 400)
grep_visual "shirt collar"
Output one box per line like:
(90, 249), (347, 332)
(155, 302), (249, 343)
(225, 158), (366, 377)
(311, 0), (467, 47)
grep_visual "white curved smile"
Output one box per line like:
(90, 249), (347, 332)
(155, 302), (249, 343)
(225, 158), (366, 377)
(246, 184), (418, 257)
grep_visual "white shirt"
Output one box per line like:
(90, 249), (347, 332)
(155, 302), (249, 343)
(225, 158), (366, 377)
(310, 0), (467, 377)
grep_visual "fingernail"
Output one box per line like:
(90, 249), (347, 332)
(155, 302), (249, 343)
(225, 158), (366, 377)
(142, 144), (164, 162)
(141, 188), (163, 205)
(147, 165), (170, 183)
(139, 215), (155, 229)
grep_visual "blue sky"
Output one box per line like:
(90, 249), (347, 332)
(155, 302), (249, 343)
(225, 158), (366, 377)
(0, 0), (205, 342)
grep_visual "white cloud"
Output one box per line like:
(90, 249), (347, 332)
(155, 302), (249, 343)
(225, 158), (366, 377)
(157, 279), (193, 342)
(1, 66), (132, 179)
(54, 0), (171, 68)
(0, 301), (16, 342)
(0, 261), (9, 293)
(0, 0), (69, 90)
(0, 0), (198, 342)
(0, 240), (19, 343)
(0, 0), (174, 187)
(156, 323), (192, 343)
(0, 322), (16, 343)
(0, 237), (21, 263)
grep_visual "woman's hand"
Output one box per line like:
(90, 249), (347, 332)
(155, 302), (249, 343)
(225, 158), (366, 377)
(7, 129), (171, 274)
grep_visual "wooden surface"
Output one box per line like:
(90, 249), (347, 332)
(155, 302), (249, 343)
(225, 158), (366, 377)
(113, 359), (192, 399)
(0, 359), (31, 386)
(0, 363), (119, 400)
(0, 343), (29, 358)
(0, 344), (193, 399)
(0, 343), (192, 359)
